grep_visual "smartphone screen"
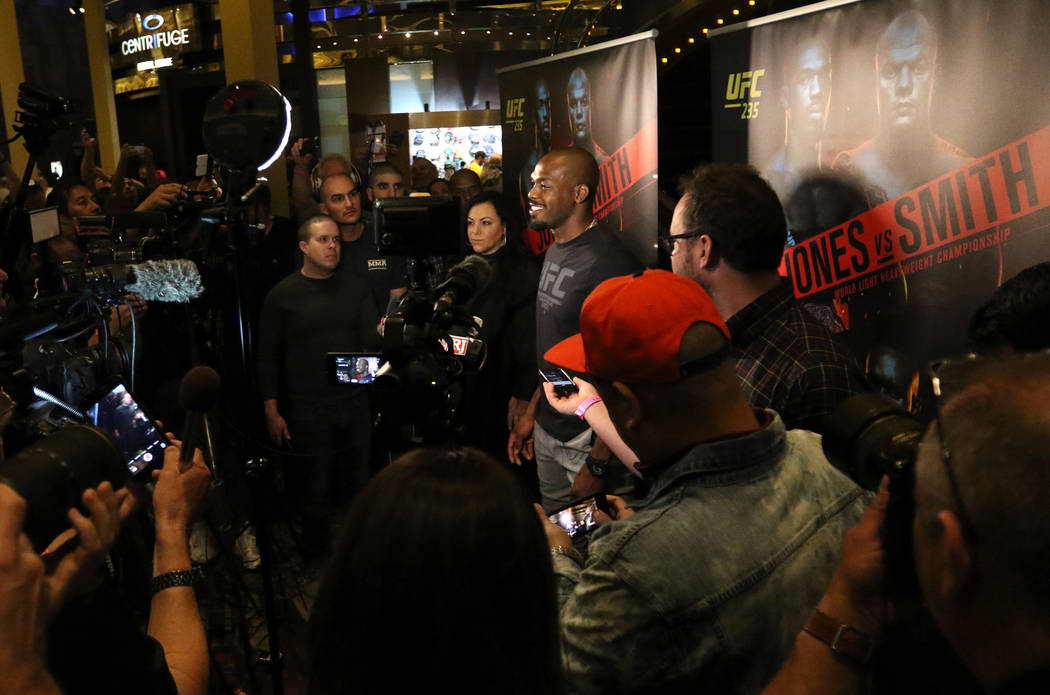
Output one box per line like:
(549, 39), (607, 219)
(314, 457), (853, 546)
(539, 369), (573, 387)
(539, 368), (578, 396)
(548, 496), (603, 538)
(86, 383), (169, 476)
(328, 353), (383, 385)
(194, 154), (210, 177)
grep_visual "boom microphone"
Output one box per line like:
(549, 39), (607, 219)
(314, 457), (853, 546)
(73, 259), (204, 303)
(123, 259), (204, 302)
(432, 255), (492, 322)
(177, 365), (222, 470)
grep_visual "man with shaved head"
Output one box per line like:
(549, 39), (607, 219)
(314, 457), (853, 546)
(833, 10), (970, 204)
(509, 147), (641, 510)
(320, 173), (406, 323)
(566, 67), (608, 165)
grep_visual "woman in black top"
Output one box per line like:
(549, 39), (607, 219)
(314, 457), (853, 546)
(459, 191), (540, 466)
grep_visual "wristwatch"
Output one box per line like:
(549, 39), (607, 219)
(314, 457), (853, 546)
(150, 568), (202, 596)
(585, 454), (610, 478)
(802, 608), (876, 665)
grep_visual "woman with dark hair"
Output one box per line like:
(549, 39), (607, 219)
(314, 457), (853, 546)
(308, 447), (564, 695)
(460, 191), (540, 469)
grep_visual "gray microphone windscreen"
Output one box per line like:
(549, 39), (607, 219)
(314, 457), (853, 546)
(125, 259), (204, 302)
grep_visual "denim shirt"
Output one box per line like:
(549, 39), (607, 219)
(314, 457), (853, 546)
(552, 412), (868, 695)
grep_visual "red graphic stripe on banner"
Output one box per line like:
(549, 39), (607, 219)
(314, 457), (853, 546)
(779, 125), (1050, 298)
(593, 119), (659, 216)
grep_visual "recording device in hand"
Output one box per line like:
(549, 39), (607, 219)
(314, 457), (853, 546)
(822, 392), (925, 595)
(195, 154), (211, 178)
(86, 381), (169, 477)
(548, 494), (610, 538)
(296, 136), (319, 159)
(540, 368), (579, 398)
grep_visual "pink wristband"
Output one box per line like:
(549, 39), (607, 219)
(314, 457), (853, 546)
(574, 396), (602, 420)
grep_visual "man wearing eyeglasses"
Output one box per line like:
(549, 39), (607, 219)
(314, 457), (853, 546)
(665, 162), (866, 434)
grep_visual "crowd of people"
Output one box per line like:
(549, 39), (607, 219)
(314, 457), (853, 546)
(2, 117), (1050, 695)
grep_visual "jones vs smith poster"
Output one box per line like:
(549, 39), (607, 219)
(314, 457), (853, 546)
(710, 0), (1050, 378)
(499, 33), (659, 267)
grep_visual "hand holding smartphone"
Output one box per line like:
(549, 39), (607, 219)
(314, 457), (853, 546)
(86, 382), (169, 478)
(539, 368), (579, 398)
(547, 494), (610, 538)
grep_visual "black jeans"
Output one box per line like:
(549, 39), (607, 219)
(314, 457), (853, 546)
(288, 396), (372, 553)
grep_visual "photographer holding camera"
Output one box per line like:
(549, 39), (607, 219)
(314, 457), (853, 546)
(0, 437), (211, 695)
(759, 352), (1050, 695)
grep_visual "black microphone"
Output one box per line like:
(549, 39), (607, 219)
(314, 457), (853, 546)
(432, 255), (492, 321)
(177, 366), (222, 469)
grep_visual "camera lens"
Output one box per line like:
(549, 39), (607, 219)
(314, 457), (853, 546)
(0, 424), (125, 551)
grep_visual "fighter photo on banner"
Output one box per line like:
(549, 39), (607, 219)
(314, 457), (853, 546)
(498, 32), (659, 267)
(710, 0), (1050, 404)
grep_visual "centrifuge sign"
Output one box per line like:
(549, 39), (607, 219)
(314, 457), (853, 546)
(120, 15), (191, 56)
(110, 4), (200, 69)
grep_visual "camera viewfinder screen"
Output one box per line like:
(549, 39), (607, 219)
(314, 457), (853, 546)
(335, 355), (382, 385)
(88, 384), (167, 476)
(548, 498), (600, 538)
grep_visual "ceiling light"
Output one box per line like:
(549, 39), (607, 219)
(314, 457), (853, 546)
(717, 18), (724, 24)
(661, 57), (668, 64)
(78, 7), (85, 13)
(688, 37), (694, 43)
(733, 9), (740, 15)
(434, 30), (439, 35)
(674, 47), (681, 53)
(702, 28), (709, 34)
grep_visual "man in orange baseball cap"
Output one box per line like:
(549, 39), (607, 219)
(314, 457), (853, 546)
(538, 269), (866, 694)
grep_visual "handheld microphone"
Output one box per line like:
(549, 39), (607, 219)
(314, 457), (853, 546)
(177, 365), (222, 470)
(432, 255), (492, 322)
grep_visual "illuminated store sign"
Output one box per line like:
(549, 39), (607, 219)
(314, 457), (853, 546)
(110, 4), (200, 70)
(122, 27), (191, 56)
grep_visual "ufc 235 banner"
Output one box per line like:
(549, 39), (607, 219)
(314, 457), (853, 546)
(711, 0), (1050, 377)
(499, 32), (658, 266)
